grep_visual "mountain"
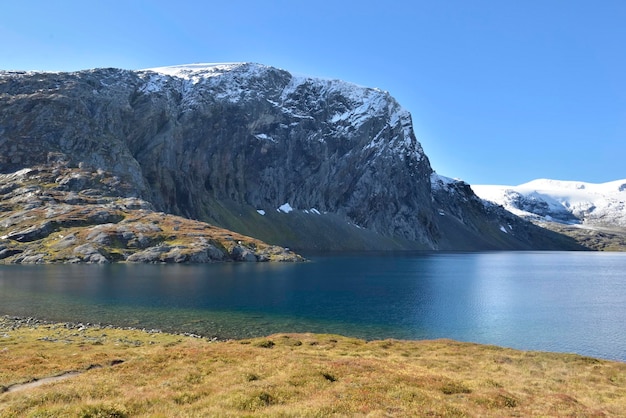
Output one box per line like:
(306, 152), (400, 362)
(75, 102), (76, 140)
(473, 179), (626, 250)
(0, 63), (584, 262)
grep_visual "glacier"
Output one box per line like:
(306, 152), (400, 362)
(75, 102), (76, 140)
(473, 179), (626, 227)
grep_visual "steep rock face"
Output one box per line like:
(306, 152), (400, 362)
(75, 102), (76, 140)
(0, 69), (146, 190)
(131, 64), (437, 247)
(1, 64), (437, 249)
(0, 64), (582, 251)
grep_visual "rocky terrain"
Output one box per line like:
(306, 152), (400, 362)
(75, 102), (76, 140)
(0, 63), (586, 258)
(430, 174), (584, 250)
(0, 160), (302, 263)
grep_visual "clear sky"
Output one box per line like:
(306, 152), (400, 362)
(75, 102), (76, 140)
(1, 0), (624, 185)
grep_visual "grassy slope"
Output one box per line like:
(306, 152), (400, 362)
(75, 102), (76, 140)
(1, 320), (624, 417)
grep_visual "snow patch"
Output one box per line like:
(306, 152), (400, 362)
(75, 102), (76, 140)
(141, 63), (248, 81)
(499, 225), (508, 234)
(254, 133), (276, 143)
(278, 203), (293, 213)
(431, 173), (462, 190)
(256, 210), (266, 216)
(139, 73), (167, 93)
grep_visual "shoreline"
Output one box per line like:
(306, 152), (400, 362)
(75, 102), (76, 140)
(0, 315), (225, 342)
(2, 314), (624, 364)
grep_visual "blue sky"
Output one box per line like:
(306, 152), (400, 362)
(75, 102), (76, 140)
(1, 0), (624, 185)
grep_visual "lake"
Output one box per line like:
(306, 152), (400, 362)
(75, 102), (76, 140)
(0, 251), (624, 361)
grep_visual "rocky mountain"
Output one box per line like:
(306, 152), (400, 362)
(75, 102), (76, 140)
(0, 63), (585, 261)
(473, 179), (626, 250)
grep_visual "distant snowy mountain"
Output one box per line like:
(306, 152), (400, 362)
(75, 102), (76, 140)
(472, 179), (626, 227)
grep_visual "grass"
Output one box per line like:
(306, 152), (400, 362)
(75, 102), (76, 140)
(1, 320), (625, 417)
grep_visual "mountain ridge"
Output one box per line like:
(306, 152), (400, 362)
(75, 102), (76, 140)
(0, 63), (586, 260)
(473, 179), (626, 250)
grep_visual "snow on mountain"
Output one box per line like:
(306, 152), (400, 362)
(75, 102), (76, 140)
(143, 63), (246, 78)
(430, 173), (462, 191)
(139, 62), (422, 162)
(472, 179), (626, 227)
(1, 63), (586, 251)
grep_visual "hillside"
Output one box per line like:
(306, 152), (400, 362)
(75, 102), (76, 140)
(0, 63), (585, 258)
(0, 163), (302, 263)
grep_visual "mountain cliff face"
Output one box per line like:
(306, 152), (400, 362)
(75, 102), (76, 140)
(0, 63), (584, 257)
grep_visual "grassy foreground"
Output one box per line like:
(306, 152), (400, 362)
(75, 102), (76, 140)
(1, 319), (625, 417)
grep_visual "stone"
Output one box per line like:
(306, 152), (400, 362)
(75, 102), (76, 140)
(230, 245), (258, 262)
(7, 221), (54, 242)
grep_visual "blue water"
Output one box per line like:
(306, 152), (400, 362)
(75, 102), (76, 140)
(0, 251), (624, 361)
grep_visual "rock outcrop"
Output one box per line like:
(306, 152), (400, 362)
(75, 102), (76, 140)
(0, 163), (302, 263)
(0, 63), (585, 256)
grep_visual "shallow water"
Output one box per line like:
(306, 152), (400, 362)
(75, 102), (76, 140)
(1, 251), (625, 361)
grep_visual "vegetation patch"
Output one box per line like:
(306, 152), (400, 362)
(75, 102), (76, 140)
(441, 380), (472, 395)
(80, 403), (129, 418)
(253, 339), (275, 349)
(321, 372), (337, 382)
(1, 319), (625, 417)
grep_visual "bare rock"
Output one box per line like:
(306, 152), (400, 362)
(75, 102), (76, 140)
(7, 221), (54, 242)
(72, 244), (109, 264)
(230, 245), (258, 262)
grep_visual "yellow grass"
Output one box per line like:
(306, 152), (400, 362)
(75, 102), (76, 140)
(1, 320), (625, 417)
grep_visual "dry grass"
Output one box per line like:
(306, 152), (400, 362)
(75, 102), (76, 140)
(1, 322), (625, 417)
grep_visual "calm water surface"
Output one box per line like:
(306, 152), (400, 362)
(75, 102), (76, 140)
(0, 251), (624, 361)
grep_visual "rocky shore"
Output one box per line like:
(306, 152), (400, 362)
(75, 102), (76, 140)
(0, 315), (222, 342)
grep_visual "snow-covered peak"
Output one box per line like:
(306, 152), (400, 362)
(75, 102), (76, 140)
(140, 62), (273, 86)
(142, 62), (397, 114)
(136, 62), (423, 162)
(143, 62), (247, 77)
(430, 172), (463, 190)
(140, 63), (406, 120)
(519, 178), (626, 195)
(472, 179), (626, 227)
